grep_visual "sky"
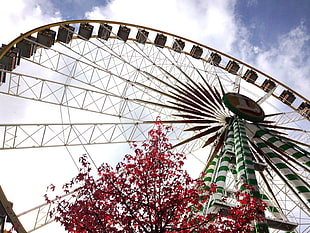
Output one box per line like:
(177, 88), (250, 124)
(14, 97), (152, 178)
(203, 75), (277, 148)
(0, 0), (309, 232)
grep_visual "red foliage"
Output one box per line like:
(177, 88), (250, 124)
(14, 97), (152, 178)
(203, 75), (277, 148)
(46, 121), (267, 233)
(208, 184), (268, 233)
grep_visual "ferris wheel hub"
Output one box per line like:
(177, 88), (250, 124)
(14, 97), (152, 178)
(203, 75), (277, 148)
(222, 93), (265, 122)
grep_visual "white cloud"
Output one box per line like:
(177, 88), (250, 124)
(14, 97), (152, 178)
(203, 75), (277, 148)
(85, 0), (239, 53)
(246, 0), (258, 7)
(0, 0), (61, 44)
(254, 23), (310, 99)
(0, 0), (63, 122)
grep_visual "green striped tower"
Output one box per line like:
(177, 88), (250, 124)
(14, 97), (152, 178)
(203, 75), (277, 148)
(214, 127), (234, 198)
(202, 153), (218, 215)
(203, 154), (219, 185)
(233, 117), (269, 233)
(233, 118), (258, 191)
(207, 128), (234, 213)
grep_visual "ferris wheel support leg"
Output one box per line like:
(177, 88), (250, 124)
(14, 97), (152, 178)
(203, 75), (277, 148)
(0, 186), (27, 233)
(233, 118), (269, 233)
(202, 153), (219, 215)
(203, 154), (219, 186)
(205, 153), (231, 214)
(205, 127), (234, 214)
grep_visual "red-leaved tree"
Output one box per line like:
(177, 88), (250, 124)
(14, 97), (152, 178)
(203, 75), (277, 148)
(46, 121), (209, 232)
(45, 121), (267, 233)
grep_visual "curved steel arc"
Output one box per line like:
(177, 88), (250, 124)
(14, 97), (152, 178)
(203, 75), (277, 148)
(1, 19), (309, 105)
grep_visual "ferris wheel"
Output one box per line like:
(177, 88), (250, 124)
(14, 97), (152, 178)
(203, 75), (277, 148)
(0, 20), (309, 233)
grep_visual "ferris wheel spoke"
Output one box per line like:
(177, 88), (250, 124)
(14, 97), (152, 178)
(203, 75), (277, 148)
(17, 189), (75, 233)
(28, 44), (137, 93)
(247, 120), (310, 153)
(253, 138), (310, 211)
(258, 174), (286, 220)
(0, 122), (197, 150)
(96, 34), (206, 96)
(0, 71), (194, 122)
(0, 72), (134, 119)
(259, 171), (309, 223)
(258, 123), (307, 132)
(129, 36), (214, 92)
(265, 110), (308, 122)
(171, 82), (228, 118)
(0, 122), (144, 150)
(249, 124), (310, 166)
(232, 74), (241, 93)
(30, 37), (173, 98)
(33, 38), (230, 115)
